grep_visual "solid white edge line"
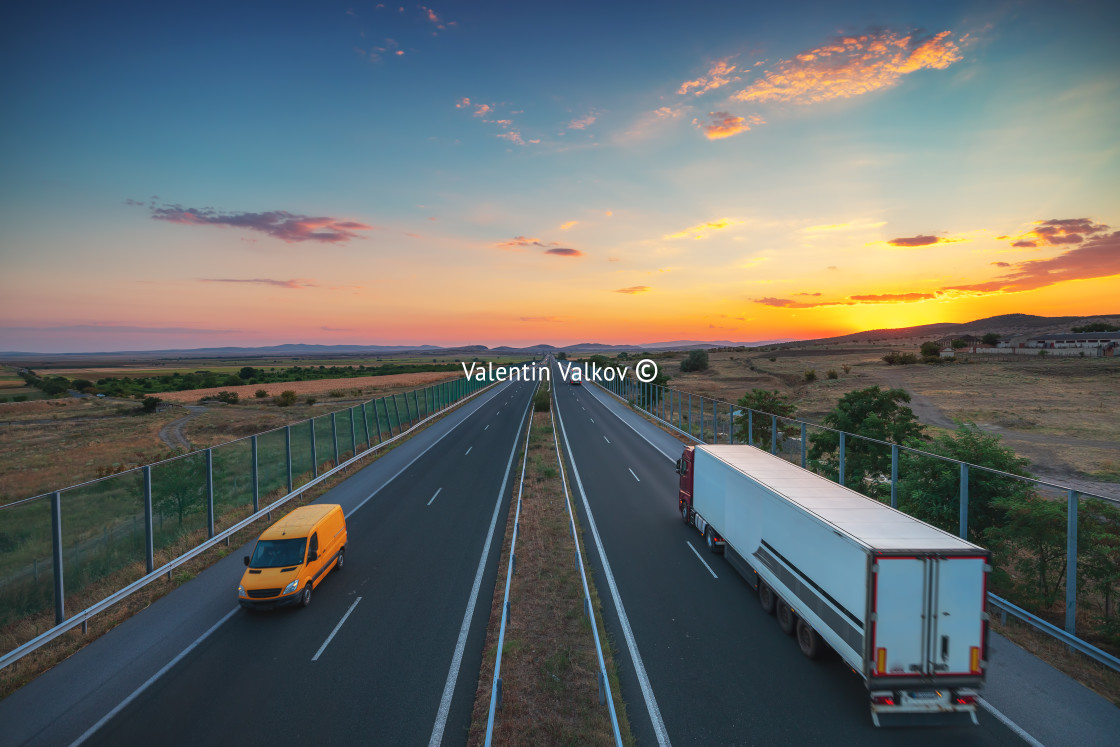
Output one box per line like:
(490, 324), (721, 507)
(428, 387), (533, 747)
(346, 380), (513, 519)
(312, 596), (363, 661)
(584, 384), (677, 462)
(69, 607), (240, 746)
(629, 468), (640, 482)
(427, 488), (442, 507)
(978, 698), (1045, 747)
(553, 372), (671, 747)
(685, 542), (718, 579)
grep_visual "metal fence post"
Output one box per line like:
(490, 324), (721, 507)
(310, 420), (318, 478)
(349, 407), (357, 456)
(748, 410), (753, 447)
(839, 432), (846, 486)
(959, 463), (969, 539)
(374, 400), (384, 443)
(391, 397), (402, 434)
(890, 444), (898, 509)
(729, 407), (735, 445)
(206, 448), (215, 539)
(361, 402), (371, 448)
(251, 435), (259, 512)
(51, 491), (65, 624)
(143, 465), (154, 573)
(688, 393), (693, 436)
(771, 415), (777, 454)
(331, 412), (339, 465)
(285, 426), (293, 493)
(700, 397), (705, 442)
(800, 422), (806, 468)
(713, 399), (717, 443)
(1066, 490), (1079, 634)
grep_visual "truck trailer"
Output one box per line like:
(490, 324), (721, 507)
(676, 444), (989, 727)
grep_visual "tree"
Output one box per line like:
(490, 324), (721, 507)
(981, 333), (1000, 346)
(680, 349), (710, 372)
(1072, 322), (1119, 333)
(276, 390), (298, 407)
(807, 386), (925, 497)
(153, 454), (206, 529)
(141, 396), (162, 413)
(735, 389), (797, 446)
(920, 341), (943, 359)
(71, 378), (94, 392)
(556, 352), (568, 360)
(898, 424), (1033, 539)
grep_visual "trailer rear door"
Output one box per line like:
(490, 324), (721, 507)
(929, 556), (987, 676)
(872, 557), (927, 677)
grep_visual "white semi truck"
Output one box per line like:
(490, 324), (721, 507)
(676, 444), (990, 727)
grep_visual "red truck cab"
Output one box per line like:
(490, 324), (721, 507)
(675, 445), (724, 551)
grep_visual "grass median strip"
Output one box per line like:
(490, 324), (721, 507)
(468, 395), (633, 745)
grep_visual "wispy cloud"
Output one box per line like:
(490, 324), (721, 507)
(1004, 218), (1109, 247)
(496, 236), (581, 256)
(664, 218), (741, 240)
(732, 30), (963, 105)
(678, 60), (740, 96)
(614, 286), (650, 294)
(948, 229), (1120, 294)
(200, 278), (318, 289)
(803, 220), (886, 232)
(143, 203), (373, 243)
(693, 112), (763, 140)
(850, 292), (938, 303)
(617, 106), (688, 143)
(496, 130), (526, 145)
(560, 220), (578, 230)
(886, 234), (958, 247)
(568, 112), (598, 130)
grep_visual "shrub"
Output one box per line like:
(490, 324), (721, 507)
(305, 396), (317, 406)
(255, 389), (269, 398)
(13, 395), (28, 402)
(842, 364), (851, 374)
(803, 369), (817, 383)
(826, 369), (838, 380)
(533, 387), (551, 412)
(217, 391), (239, 404)
(769, 357), (776, 362)
(141, 396), (162, 413)
(882, 352), (919, 365)
(328, 389), (346, 398)
(276, 390), (298, 407)
(680, 349), (710, 372)
(981, 332), (1001, 346)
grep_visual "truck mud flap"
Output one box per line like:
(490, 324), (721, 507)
(872, 708), (978, 728)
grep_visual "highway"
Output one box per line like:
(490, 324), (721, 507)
(1, 375), (538, 746)
(550, 360), (1029, 745)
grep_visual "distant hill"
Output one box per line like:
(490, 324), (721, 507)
(800, 313), (1120, 344)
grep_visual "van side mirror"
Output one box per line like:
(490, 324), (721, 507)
(243, 555), (250, 566)
(308, 551), (318, 562)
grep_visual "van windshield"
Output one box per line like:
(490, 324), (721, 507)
(249, 538), (306, 568)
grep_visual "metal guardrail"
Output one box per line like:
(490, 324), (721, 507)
(0, 377), (497, 670)
(593, 374), (1120, 675)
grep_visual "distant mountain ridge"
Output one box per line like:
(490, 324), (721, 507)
(801, 313), (1120, 344)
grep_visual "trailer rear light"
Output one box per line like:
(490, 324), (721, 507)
(954, 695), (977, 705)
(970, 646), (981, 674)
(871, 695), (895, 706)
(876, 647), (887, 674)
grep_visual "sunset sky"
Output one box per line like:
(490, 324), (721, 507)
(2, 0), (1118, 353)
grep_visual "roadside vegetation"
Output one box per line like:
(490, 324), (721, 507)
(468, 383), (632, 745)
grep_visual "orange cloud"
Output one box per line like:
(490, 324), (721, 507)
(569, 112), (597, 130)
(147, 204), (373, 243)
(200, 278), (318, 289)
(473, 103), (492, 117)
(693, 112), (763, 140)
(546, 247), (583, 257)
(1005, 218), (1109, 248)
(732, 30), (963, 105)
(497, 130), (526, 145)
(947, 230), (1120, 294)
(678, 60), (740, 96)
(455, 97), (470, 108)
(664, 218), (741, 240)
(615, 286), (650, 294)
(849, 292), (939, 303)
(560, 221), (578, 230)
(886, 234), (957, 247)
(496, 236), (581, 256)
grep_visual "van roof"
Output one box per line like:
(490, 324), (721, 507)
(259, 504), (340, 540)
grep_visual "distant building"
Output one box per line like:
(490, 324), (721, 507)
(947, 332), (1119, 358)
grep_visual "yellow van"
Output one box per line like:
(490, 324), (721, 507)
(238, 504), (347, 610)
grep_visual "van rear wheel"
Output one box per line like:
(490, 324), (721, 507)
(776, 599), (796, 635)
(796, 618), (821, 659)
(759, 581), (776, 614)
(300, 584), (312, 608)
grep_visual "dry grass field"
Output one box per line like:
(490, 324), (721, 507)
(664, 346), (1120, 496)
(151, 370), (454, 404)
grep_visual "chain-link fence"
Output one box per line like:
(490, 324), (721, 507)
(599, 374), (1120, 671)
(0, 376), (489, 659)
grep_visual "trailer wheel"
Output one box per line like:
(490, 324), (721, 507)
(681, 502), (690, 525)
(776, 599), (796, 635)
(758, 581), (776, 614)
(796, 618), (821, 659)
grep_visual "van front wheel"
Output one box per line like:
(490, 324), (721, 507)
(335, 550), (344, 571)
(300, 584), (312, 608)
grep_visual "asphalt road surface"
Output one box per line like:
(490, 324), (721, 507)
(550, 361), (1031, 746)
(1, 376), (537, 746)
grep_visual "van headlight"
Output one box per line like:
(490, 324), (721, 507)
(282, 579), (300, 595)
(238, 585), (246, 597)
